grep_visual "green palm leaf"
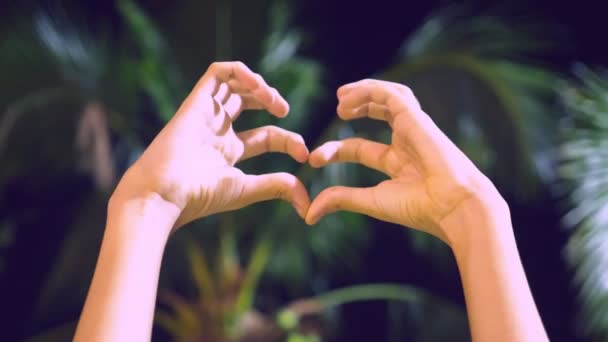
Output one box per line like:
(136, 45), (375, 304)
(385, 6), (560, 194)
(366, 6), (561, 267)
(277, 283), (468, 341)
(559, 65), (608, 340)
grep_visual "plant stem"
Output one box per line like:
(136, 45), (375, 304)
(281, 283), (463, 318)
(234, 236), (272, 316)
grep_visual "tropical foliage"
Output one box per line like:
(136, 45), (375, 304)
(2, 0), (602, 341)
(559, 65), (608, 340)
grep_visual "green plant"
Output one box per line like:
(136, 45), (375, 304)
(156, 5), (562, 341)
(2, 2), (563, 341)
(350, 5), (561, 271)
(559, 65), (608, 340)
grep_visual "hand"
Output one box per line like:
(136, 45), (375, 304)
(113, 61), (311, 229)
(306, 79), (504, 246)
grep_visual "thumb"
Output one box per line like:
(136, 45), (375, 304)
(239, 172), (310, 219)
(306, 186), (382, 225)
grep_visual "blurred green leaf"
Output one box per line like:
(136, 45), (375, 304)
(118, 0), (185, 121)
(1, 2), (567, 341)
(365, 6), (560, 271)
(383, 8), (561, 196)
(559, 65), (608, 340)
(280, 283), (468, 341)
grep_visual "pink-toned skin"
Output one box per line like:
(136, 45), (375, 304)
(75, 64), (547, 341)
(75, 61), (311, 341)
(306, 79), (548, 341)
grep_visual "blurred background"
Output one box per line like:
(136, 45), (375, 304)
(1, 0), (608, 340)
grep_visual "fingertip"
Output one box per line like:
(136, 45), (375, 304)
(276, 99), (289, 117)
(255, 86), (274, 110)
(291, 178), (311, 216)
(268, 88), (289, 118)
(308, 150), (325, 168)
(308, 141), (338, 167)
(337, 83), (354, 98)
(336, 103), (353, 120)
(269, 101), (289, 118)
(306, 189), (333, 225)
(305, 215), (317, 226)
(293, 203), (307, 220)
(296, 145), (309, 163)
(287, 135), (308, 163)
(305, 211), (320, 226)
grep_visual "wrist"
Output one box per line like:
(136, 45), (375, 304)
(443, 191), (547, 341)
(440, 189), (512, 255)
(78, 188), (176, 341)
(108, 189), (181, 241)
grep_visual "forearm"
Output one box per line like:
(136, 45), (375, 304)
(444, 195), (547, 342)
(75, 193), (179, 341)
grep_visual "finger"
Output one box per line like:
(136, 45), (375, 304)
(337, 80), (468, 178)
(268, 87), (290, 117)
(214, 82), (231, 104)
(336, 79), (374, 98)
(337, 79), (411, 99)
(336, 83), (401, 121)
(237, 125), (309, 163)
(309, 138), (389, 175)
(227, 78), (248, 93)
(306, 186), (382, 225)
(223, 94), (265, 121)
(336, 79), (372, 98)
(215, 79), (256, 102)
(206, 61), (260, 93)
(204, 62), (289, 117)
(336, 80), (422, 125)
(224, 86), (288, 121)
(351, 102), (391, 121)
(240, 172), (310, 218)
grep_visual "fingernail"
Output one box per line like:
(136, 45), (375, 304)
(307, 214), (321, 226)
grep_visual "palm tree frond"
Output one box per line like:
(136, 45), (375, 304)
(117, 0), (185, 121)
(404, 5), (553, 60)
(559, 66), (608, 339)
(32, 9), (107, 93)
(384, 7), (560, 197)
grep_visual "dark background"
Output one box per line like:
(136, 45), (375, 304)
(2, 0), (607, 341)
(298, 1), (605, 340)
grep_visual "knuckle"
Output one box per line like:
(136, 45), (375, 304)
(273, 187), (286, 200)
(234, 61), (246, 68)
(278, 172), (298, 187)
(290, 132), (304, 144)
(324, 186), (341, 197)
(398, 83), (411, 92)
(264, 126), (281, 141)
(402, 86), (414, 97)
(208, 62), (222, 71)
(277, 171), (291, 179)
(261, 129), (272, 150)
(264, 125), (281, 133)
